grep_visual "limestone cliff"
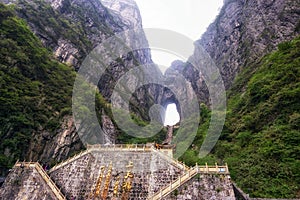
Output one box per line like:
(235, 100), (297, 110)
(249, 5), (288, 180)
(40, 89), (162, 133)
(101, 0), (143, 29)
(27, 116), (83, 164)
(11, 0), (135, 68)
(173, 0), (300, 104)
(201, 0), (300, 88)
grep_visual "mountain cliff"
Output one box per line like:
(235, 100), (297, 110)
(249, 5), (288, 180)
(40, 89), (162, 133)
(201, 0), (299, 88)
(100, 0), (142, 29)
(215, 35), (300, 198)
(0, 0), (155, 176)
(171, 0), (300, 104)
(0, 3), (80, 175)
(0, 0), (299, 198)
(177, 0), (300, 198)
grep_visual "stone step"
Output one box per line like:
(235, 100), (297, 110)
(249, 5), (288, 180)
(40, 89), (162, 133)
(148, 163), (230, 199)
(15, 162), (66, 200)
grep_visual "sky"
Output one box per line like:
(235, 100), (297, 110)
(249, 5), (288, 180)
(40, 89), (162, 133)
(134, 0), (224, 125)
(135, 0), (223, 72)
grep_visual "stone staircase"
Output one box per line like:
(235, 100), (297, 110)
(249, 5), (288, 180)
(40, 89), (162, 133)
(49, 144), (185, 173)
(47, 144), (186, 199)
(5, 146), (233, 200)
(48, 150), (90, 173)
(151, 147), (189, 171)
(147, 163), (229, 200)
(15, 162), (66, 200)
(49, 144), (151, 173)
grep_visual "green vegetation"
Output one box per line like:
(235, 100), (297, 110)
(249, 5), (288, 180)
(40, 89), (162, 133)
(14, 0), (105, 58)
(0, 3), (155, 175)
(115, 108), (167, 144)
(178, 103), (218, 166)
(219, 36), (300, 198)
(0, 3), (77, 174)
(181, 36), (300, 198)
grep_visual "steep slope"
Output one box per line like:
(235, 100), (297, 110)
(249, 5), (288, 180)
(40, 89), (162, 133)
(0, 1), (137, 176)
(215, 36), (300, 198)
(0, 3), (80, 175)
(174, 0), (300, 198)
(3, 0), (154, 96)
(0, 0), (161, 176)
(100, 0), (143, 29)
(181, 36), (300, 198)
(13, 0), (159, 119)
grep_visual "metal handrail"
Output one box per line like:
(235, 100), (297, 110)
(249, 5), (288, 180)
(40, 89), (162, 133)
(151, 147), (189, 171)
(15, 162), (66, 200)
(148, 164), (230, 200)
(49, 144), (153, 173)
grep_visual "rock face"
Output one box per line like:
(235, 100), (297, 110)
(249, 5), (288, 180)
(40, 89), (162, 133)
(200, 0), (300, 89)
(13, 0), (133, 69)
(0, 0), (156, 167)
(101, 114), (117, 144)
(27, 116), (84, 165)
(175, 0), (300, 104)
(100, 0), (143, 29)
(167, 59), (209, 104)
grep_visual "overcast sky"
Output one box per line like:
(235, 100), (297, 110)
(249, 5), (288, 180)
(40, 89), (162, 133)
(135, 0), (223, 71)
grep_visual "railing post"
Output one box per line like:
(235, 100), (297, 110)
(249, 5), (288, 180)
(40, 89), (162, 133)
(215, 162), (219, 173)
(225, 163), (229, 173)
(205, 162), (208, 173)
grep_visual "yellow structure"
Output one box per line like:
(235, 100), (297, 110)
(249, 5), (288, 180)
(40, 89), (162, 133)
(102, 162), (113, 199)
(121, 161), (134, 200)
(92, 166), (105, 199)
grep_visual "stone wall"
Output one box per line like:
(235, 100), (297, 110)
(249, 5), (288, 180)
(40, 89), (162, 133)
(232, 183), (251, 200)
(0, 165), (57, 200)
(49, 149), (183, 199)
(166, 174), (235, 200)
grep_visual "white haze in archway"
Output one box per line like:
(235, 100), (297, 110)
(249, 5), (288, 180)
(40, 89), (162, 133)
(164, 103), (180, 126)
